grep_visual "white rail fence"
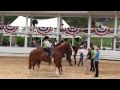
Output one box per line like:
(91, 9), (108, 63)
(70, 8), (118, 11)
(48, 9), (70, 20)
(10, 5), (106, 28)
(74, 49), (120, 61)
(0, 47), (120, 61)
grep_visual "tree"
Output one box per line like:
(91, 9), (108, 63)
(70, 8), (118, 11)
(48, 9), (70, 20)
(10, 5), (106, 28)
(63, 17), (88, 27)
(4, 16), (17, 25)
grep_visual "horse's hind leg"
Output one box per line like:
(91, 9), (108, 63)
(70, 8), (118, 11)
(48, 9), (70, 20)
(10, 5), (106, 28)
(55, 66), (60, 76)
(68, 58), (73, 66)
(32, 60), (38, 70)
(55, 63), (60, 76)
(35, 60), (41, 71)
(37, 60), (41, 68)
(29, 61), (33, 74)
(28, 63), (33, 74)
(58, 65), (61, 75)
(60, 63), (63, 74)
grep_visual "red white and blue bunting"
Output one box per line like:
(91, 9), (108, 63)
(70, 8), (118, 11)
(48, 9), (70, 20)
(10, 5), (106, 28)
(64, 27), (81, 35)
(93, 28), (111, 36)
(3, 25), (19, 33)
(36, 27), (53, 35)
(0, 25), (4, 31)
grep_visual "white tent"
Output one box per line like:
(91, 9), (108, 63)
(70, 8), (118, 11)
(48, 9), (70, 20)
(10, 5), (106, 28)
(10, 16), (70, 28)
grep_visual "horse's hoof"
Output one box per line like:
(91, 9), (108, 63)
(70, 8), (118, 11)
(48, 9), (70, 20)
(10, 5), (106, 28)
(36, 68), (39, 71)
(56, 73), (60, 77)
(55, 71), (60, 76)
(57, 75), (60, 77)
(28, 69), (31, 74)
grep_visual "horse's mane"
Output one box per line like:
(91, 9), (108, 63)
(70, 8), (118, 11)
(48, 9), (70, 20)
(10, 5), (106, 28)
(54, 40), (64, 48)
(56, 41), (71, 51)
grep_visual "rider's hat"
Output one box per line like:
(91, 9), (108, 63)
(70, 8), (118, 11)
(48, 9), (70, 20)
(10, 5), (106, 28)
(43, 36), (49, 40)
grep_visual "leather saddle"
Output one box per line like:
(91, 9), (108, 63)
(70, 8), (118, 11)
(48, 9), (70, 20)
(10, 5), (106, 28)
(43, 47), (54, 58)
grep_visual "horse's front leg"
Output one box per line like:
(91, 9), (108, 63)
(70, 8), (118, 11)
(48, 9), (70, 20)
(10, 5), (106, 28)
(69, 59), (73, 66)
(47, 57), (52, 65)
(55, 66), (60, 76)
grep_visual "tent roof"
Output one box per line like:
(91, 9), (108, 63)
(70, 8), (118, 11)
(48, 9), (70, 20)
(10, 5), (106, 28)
(10, 16), (70, 28)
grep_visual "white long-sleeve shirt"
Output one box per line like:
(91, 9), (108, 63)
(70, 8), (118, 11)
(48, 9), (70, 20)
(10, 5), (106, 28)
(44, 40), (52, 48)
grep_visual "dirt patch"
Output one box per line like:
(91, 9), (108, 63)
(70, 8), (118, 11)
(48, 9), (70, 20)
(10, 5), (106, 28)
(0, 57), (119, 79)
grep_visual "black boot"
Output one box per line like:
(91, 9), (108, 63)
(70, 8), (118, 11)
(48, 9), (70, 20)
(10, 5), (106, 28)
(95, 74), (99, 77)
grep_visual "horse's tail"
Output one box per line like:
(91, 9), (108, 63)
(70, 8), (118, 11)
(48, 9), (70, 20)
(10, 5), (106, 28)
(29, 51), (33, 70)
(28, 49), (40, 70)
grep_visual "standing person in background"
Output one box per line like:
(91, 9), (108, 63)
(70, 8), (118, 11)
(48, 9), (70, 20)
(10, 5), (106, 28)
(79, 51), (84, 66)
(54, 38), (58, 46)
(97, 45), (101, 50)
(78, 47), (84, 66)
(84, 48), (91, 75)
(90, 47), (95, 71)
(94, 47), (100, 77)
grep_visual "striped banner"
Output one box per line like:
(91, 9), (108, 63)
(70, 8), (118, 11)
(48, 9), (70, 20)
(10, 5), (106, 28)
(64, 27), (81, 35)
(36, 27), (53, 35)
(93, 28), (111, 36)
(0, 25), (4, 31)
(4, 25), (19, 33)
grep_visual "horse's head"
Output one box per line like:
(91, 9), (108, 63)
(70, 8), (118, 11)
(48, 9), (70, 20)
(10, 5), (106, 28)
(54, 41), (72, 55)
(63, 42), (72, 55)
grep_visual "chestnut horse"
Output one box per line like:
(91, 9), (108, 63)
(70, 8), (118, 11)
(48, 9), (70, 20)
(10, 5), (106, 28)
(54, 40), (73, 66)
(29, 41), (72, 76)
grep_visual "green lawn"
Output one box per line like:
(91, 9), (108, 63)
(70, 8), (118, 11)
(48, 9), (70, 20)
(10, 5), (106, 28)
(91, 37), (112, 47)
(66, 37), (112, 48)
(103, 19), (120, 28)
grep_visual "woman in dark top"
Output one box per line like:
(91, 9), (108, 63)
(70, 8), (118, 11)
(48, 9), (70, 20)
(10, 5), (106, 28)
(85, 48), (91, 74)
(87, 48), (91, 60)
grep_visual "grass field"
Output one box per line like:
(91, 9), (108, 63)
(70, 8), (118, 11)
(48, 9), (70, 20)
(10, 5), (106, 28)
(91, 37), (112, 47)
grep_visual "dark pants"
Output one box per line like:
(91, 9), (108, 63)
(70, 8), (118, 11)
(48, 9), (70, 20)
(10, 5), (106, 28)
(78, 58), (83, 66)
(44, 48), (51, 57)
(94, 61), (99, 77)
(90, 59), (95, 71)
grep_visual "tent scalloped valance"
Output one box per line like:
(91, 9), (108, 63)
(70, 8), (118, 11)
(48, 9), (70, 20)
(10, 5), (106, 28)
(35, 27), (53, 35)
(64, 27), (81, 35)
(93, 28), (111, 36)
(0, 25), (19, 33)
